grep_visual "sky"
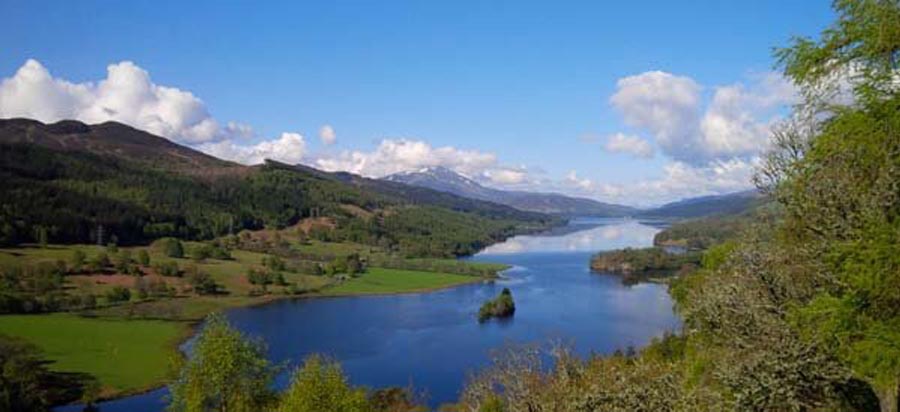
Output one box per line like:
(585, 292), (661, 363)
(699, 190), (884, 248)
(0, 0), (835, 206)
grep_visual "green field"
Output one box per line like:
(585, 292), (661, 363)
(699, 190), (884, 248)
(0, 314), (188, 394)
(0, 241), (502, 399)
(323, 267), (482, 295)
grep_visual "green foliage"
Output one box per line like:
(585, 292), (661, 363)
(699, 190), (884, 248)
(185, 265), (217, 295)
(105, 286), (131, 303)
(0, 261), (67, 313)
(0, 137), (551, 258)
(461, 3), (900, 410)
(776, 0), (900, 106)
(478, 288), (515, 323)
(168, 314), (279, 412)
(0, 335), (96, 412)
(155, 238), (185, 259)
(137, 249), (150, 266)
(590, 247), (701, 284)
(154, 260), (180, 277)
(87, 252), (109, 273)
(276, 354), (371, 412)
(653, 213), (754, 250)
(114, 249), (133, 273)
(69, 249), (86, 272)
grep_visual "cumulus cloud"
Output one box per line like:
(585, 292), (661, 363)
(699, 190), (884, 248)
(315, 138), (496, 177)
(610, 70), (797, 164)
(0, 59), (310, 165)
(559, 159), (758, 206)
(318, 124), (336, 145)
(0, 59), (224, 143)
(564, 170), (595, 190)
(610, 71), (701, 161)
(484, 168), (529, 185)
(197, 132), (307, 165)
(604, 133), (655, 158)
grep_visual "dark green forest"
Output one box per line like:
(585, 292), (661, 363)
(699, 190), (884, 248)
(0, 122), (556, 258)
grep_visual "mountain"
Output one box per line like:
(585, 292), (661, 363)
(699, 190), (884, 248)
(638, 190), (766, 219)
(0, 118), (556, 257)
(384, 167), (637, 217)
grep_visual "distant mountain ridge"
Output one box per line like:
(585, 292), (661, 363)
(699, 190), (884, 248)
(384, 166), (638, 217)
(385, 166), (765, 219)
(638, 190), (765, 219)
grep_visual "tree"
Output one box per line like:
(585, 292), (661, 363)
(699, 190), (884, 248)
(70, 250), (86, 273)
(137, 249), (151, 266)
(157, 238), (184, 259)
(87, 252), (109, 273)
(168, 314), (279, 412)
(276, 355), (370, 412)
(105, 286), (131, 303)
(114, 249), (133, 273)
(186, 265), (217, 295)
(0, 335), (53, 411)
(35, 226), (48, 248)
(774, 1), (900, 410)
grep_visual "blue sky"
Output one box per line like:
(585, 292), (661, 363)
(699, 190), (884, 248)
(0, 1), (834, 205)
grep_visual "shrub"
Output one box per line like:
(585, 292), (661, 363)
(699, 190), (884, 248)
(105, 286), (131, 303)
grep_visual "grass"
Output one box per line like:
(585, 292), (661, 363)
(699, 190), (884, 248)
(0, 241), (501, 400)
(322, 267), (482, 295)
(0, 313), (188, 395)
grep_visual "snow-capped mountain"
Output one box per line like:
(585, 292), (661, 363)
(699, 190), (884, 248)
(384, 167), (637, 217)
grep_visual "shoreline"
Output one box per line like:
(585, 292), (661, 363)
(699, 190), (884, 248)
(59, 265), (510, 407)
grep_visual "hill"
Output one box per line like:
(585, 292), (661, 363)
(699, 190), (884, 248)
(384, 166), (637, 217)
(638, 189), (765, 219)
(0, 118), (556, 257)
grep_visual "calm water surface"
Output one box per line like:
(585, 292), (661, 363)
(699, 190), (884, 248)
(62, 218), (680, 411)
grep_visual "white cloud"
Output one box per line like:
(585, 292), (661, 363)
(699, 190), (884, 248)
(315, 138), (497, 177)
(561, 159), (758, 206)
(197, 132), (306, 165)
(484, 168), (528, 185)
(318, 124), (336, 145)
(604, 133), (654, 158)
(610, 71), (701, 161)
(0, 59), (224, 143)
(610, 70), (797, 164)
(564, 170), (594, 190)
(224, 121), (255, 140)
(0, 59), (311, 166)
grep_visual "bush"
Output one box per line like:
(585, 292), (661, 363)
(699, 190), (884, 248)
(105, 286), (131, 303)
(154, 260), (180, 277)
(87, 252), (110, 273)
(70, 250), (86, 273)
(137, 249), (150, 266)
(153, 238), (184, 258)
(186, 266), (217, 295)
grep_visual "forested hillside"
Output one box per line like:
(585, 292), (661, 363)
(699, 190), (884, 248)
(458, 2), (900, 411)
(638, 189), (766, 219)
(0, 119), (556, 258)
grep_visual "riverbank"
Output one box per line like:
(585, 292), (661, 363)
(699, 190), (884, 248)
(0, 241), (510, 402)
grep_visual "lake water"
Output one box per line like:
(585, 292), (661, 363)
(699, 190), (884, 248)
(61, 218), (680, 411)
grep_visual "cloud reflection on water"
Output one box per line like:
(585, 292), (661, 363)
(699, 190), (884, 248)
(479, 218), (660, 255)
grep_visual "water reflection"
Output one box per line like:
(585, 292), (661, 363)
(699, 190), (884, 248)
(480, 218), (660, 255)
(59, 218), (679, 411)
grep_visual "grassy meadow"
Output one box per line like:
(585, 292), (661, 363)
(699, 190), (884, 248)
(0, 314), (187, 395)
(0, 235), (506, 398)
(323, 267), (483, 295)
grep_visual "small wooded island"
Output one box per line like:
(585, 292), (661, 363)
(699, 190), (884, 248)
(478, 287), (516, 322)
(590, 247), (701, 284)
